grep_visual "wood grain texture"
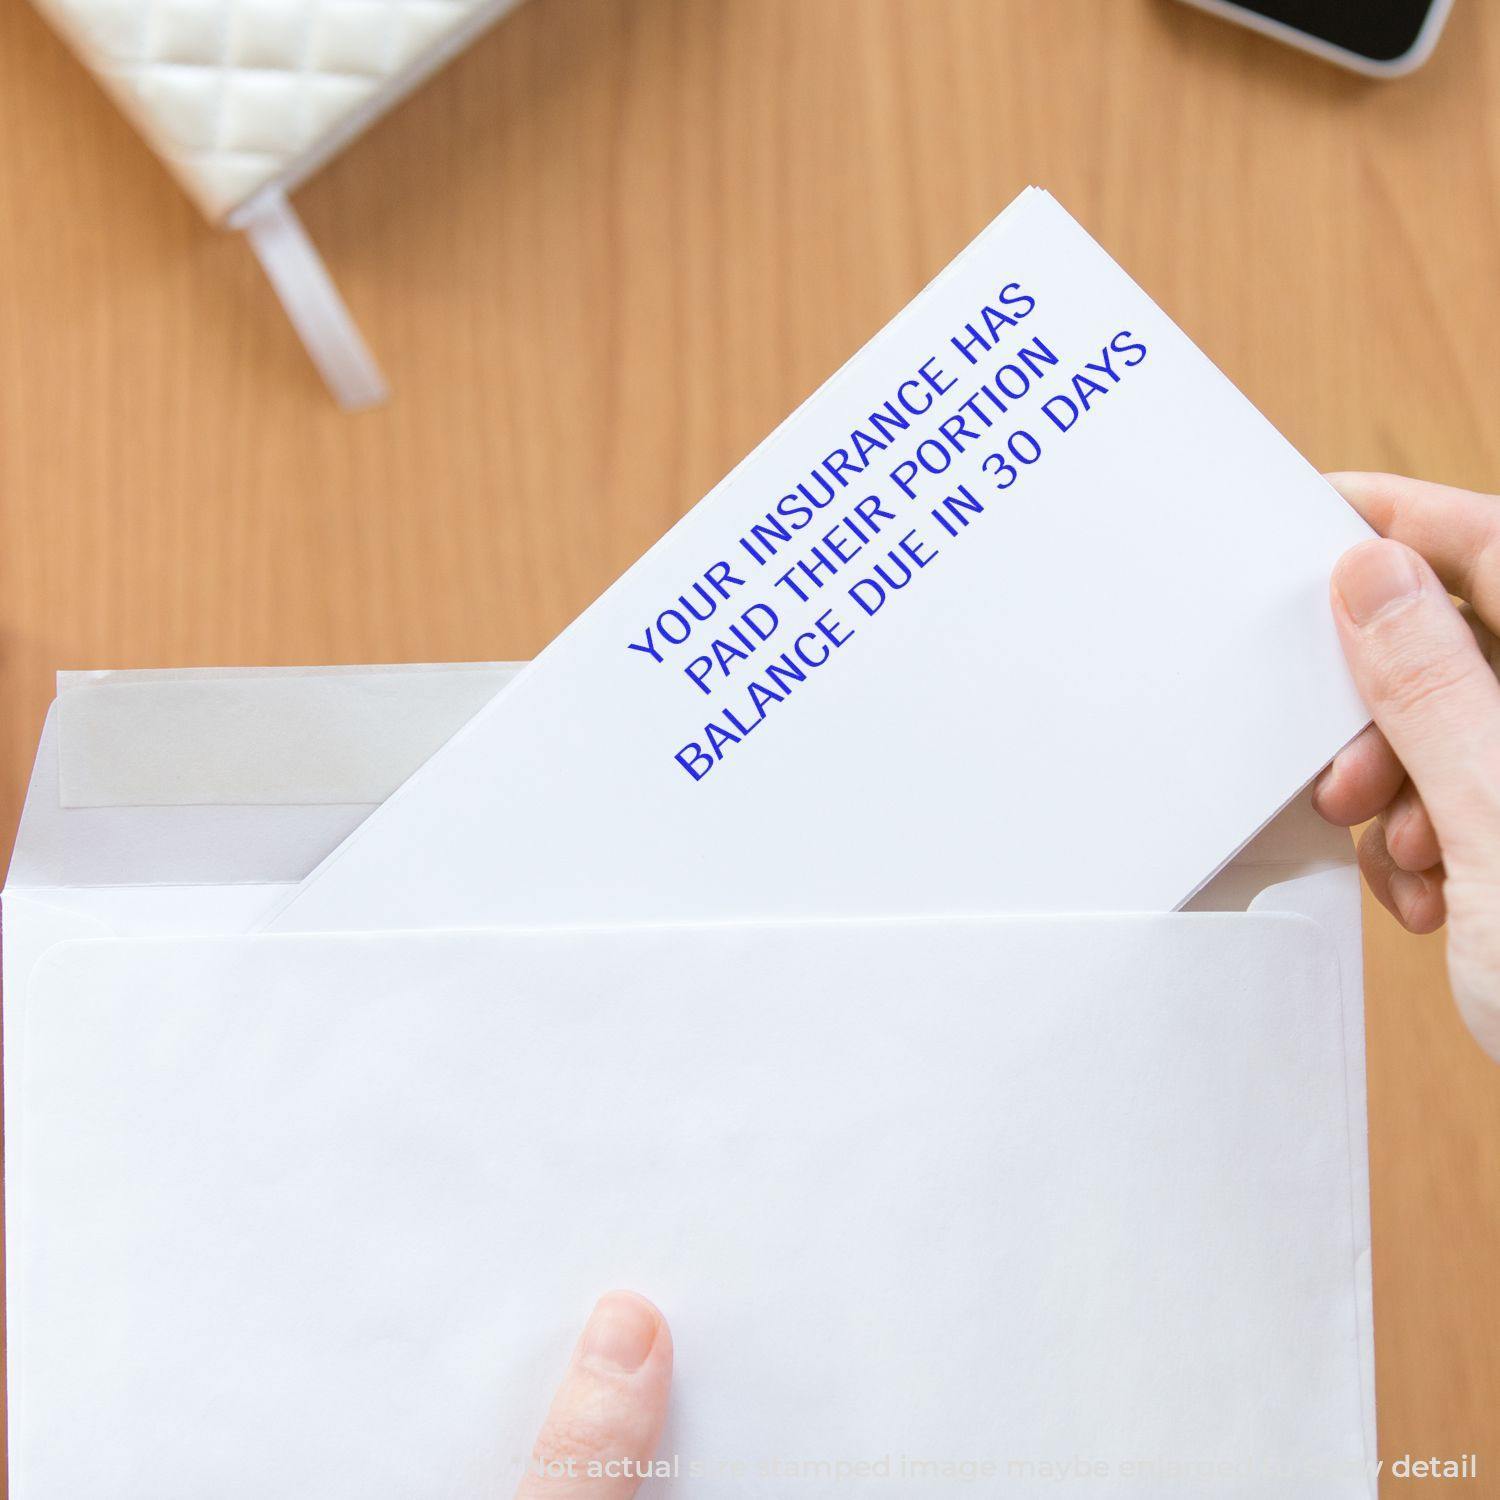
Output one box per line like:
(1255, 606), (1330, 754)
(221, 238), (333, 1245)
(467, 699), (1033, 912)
(1, 0), (1497, 1490)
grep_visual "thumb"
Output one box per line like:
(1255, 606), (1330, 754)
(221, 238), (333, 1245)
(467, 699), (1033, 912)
(1331, 538), (1500, 871)
(513, 1292), (673, 1499)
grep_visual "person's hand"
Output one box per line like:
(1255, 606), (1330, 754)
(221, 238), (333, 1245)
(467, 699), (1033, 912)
(514, 1292), (673, 1498)
(1314, 473), (1500, 1062)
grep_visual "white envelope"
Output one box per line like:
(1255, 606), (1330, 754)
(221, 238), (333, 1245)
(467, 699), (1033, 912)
(2, 667), (1376, 1497)
(2, 664), (524, 1474)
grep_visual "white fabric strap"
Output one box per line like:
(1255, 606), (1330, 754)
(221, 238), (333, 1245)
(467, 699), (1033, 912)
(232, 189), (388, 411)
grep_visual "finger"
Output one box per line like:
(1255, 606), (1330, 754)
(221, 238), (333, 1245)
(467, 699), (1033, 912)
(1459, 602), (1500, 674)
(1380, 780), (1443, 873)
(1326, 472), (1500, 627)
(1331, 539), (1500, 871)
(1358, 821), (1447, 935)
(1312, 723), (1404, 827)
(514, 1292), (672, 1500)
(1444, 885), (1500, 1063)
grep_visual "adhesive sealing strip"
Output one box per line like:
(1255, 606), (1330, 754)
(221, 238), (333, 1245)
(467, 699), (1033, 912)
(54, 667), (520, 808)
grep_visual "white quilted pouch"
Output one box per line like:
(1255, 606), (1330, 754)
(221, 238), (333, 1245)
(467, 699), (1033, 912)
(34, 0), (527, 407)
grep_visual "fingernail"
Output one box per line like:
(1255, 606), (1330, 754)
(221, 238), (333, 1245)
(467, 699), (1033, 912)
(1389, 869), (1426, 923)
(1333, 540), (1423, 627)
(579, 1292), (659, 1373)
(1311, 760), (1340, 811)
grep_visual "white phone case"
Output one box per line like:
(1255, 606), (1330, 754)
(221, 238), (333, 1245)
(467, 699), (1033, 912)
(1176, 0), (1454, 77)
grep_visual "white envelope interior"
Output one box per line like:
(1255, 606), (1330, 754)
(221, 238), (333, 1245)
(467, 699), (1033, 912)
(20, 916), (1373, 1499)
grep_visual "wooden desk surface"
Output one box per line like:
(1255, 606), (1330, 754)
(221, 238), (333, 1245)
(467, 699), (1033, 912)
(2, 0), (1497, 1488)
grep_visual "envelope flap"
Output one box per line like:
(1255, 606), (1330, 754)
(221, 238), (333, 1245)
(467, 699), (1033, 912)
(5, 665), (520, 890)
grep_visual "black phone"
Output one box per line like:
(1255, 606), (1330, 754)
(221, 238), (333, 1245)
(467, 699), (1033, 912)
(1176, 0), (1454, 75)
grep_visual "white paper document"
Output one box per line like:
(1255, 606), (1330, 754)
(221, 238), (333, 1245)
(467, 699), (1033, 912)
(19, 915), (1373, 1499)
(264, 188), (1372, 934)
